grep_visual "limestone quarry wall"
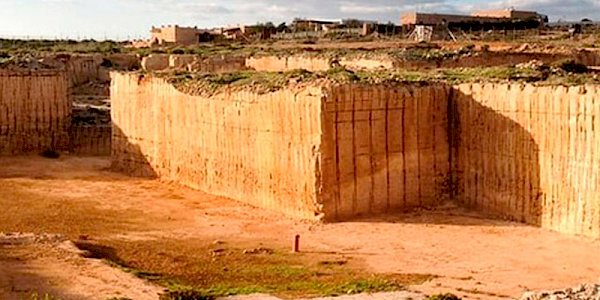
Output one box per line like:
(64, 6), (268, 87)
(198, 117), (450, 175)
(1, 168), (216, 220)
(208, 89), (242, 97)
(244, 53), (572, 73)
(111, 73), (325, 219)
(66, 55), (104, 87)
(169, 55), (196, 69)
(111, 74), (452, 220)
(453, 83), (600, 238)
(246, 56), (294, 72)
(110, 73), (600, 238)
(575, 51), (600, 67)
(320, 84), (451, 220)
(146, 55), (247, 73)
(141, 54), (170, 71)
(0, 70), (70, 155)
(339, 57), (396, 70)
(69, 125), (111, 156)
(287, 56), (332, 72)
(41, 54), (138, 86)
(144, 52), (599, 74)
(245, 55), (395, 72)
(187, 56), (247, 73)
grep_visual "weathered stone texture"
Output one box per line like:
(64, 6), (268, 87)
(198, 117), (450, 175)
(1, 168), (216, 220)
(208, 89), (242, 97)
(69, 125), (111, 156)
(454, 83), (600, 238)
(286, 56), (332, 72)
(0, 70), (70, 154)
(320, 84), (451, 220)
(141, 54), (170, 71)
(245, 56), (292, 72)
(339, 57), (396, 70)
(110, 74), (600, 238)
(111, 74), (450, 220)
(169, 55), (196, 70)
(245, 55), (396, 72)
(111, 73), (325, 219)
(187, 56), (247, 73)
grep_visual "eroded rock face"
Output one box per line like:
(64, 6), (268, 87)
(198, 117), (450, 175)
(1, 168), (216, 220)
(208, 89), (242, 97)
(0, 69), (71, 155)
(521, 284), (600, 300)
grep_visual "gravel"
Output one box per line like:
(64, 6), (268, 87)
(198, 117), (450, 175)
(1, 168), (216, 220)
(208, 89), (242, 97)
(521, 284), (600, 300)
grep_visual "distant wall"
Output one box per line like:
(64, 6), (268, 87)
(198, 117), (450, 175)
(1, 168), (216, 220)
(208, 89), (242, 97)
(167, 55), (247, 72)
(165, 52), (599, 74)
(398, 52), (569, 69)
(575, 51), (600, 67)
(66, 55), (104, 87)
(141, 54), (170, 71)
(246, 56), (295, 72)
(245, 53), (575, 73)
(69, 125), (111, 156)
(339, 57), (395, 70)
(42, 54), (138, 86)
(320, 84), (451, 220)
(106, 54), (141, 71)
(169, 55), (196, 69)
(188, 56), (247, 73)
(245, 55), (395, 72)
(453, 83), (600, 238)
(287, 56), (332, 72)
(0, 70), (70, 155)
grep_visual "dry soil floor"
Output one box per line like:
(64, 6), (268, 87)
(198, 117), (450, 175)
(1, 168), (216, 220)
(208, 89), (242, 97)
(0, 156), (599, 300)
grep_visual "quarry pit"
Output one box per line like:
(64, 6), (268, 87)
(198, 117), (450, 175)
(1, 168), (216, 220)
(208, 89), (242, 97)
(1, 46), (600, 299)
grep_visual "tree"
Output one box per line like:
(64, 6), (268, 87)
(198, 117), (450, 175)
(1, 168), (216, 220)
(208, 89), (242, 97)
(276, 22), (288, 33)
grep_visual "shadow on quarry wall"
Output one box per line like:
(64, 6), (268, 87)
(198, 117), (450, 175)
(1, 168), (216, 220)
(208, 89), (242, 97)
(449, 88), (542, 227)
(69, 125), (112, 156)
(109, 125), (158, 179)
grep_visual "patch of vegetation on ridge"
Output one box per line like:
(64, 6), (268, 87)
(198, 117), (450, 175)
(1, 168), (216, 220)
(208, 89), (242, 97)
(166, 69), (318, 96)
(163, 66), (600, 97)
(0, 39), (123, 55)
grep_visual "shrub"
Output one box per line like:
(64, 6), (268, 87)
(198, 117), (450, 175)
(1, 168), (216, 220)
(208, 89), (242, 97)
(171, 48), (186, 55)
(555, 59), (588, 74)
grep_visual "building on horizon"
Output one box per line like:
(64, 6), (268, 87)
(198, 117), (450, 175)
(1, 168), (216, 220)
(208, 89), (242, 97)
(150, 25), (218, 46)
(401, 8), (547, 27)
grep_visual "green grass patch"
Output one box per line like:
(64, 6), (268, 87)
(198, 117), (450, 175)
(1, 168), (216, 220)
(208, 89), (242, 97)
(161, 275), (416, 299)
(162, 65), (600, 97)
(77, 239), (435, 299)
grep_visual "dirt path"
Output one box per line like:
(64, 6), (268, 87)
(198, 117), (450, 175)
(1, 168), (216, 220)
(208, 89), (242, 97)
(1, 156), (599, 299)
(0, 233), (163, 300)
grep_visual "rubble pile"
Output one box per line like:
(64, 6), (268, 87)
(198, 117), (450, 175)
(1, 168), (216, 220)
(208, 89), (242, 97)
(515, 59), (546, 71)
(521, 284), (600, 300)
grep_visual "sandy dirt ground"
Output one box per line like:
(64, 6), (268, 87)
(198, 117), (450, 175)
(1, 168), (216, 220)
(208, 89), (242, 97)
(0, 233), (163, 300)
(0, 156), (599, 300)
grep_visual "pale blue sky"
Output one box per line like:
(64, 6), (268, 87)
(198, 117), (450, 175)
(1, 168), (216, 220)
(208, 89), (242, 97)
(0, 0), (598, 40)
